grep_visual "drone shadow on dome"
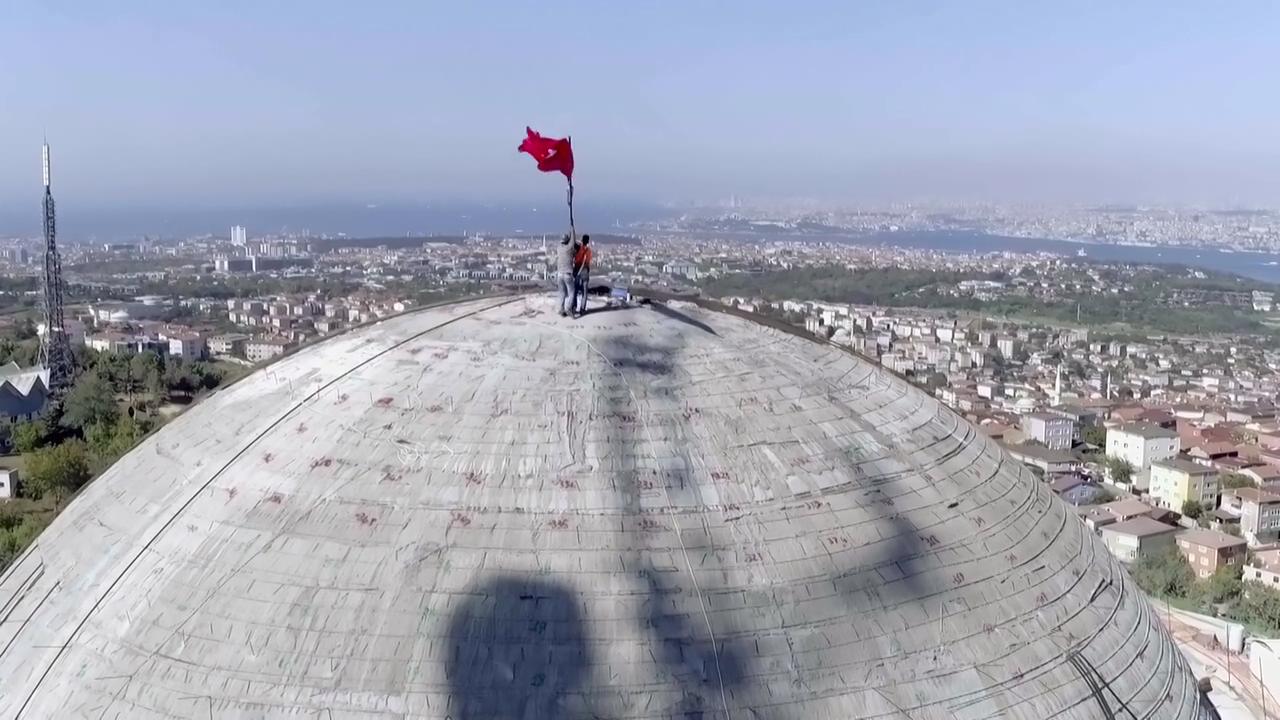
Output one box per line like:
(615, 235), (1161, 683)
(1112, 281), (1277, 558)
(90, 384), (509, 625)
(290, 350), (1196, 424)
(444, 576), (591, 720)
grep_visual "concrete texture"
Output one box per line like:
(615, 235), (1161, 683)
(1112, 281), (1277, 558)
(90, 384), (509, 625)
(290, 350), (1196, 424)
(0, 294), (1208, 719)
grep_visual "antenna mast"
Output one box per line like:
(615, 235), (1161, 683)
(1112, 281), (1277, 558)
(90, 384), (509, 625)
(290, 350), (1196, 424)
(38, 142), (74, 392)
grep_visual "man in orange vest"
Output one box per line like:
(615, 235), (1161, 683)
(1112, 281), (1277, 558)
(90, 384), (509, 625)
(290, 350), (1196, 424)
(572, 234), (592, 318)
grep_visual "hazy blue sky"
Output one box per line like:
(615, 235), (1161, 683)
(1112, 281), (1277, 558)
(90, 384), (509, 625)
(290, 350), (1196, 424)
(2, 2), (1279, 210)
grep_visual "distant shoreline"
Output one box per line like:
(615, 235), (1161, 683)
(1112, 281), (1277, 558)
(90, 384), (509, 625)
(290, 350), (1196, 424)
(667, 228), (1280, 284)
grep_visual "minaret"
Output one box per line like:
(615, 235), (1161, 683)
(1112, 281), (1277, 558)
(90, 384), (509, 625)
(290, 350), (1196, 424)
(1054, 363), (1062, 406)
(38, 142), (74, 392)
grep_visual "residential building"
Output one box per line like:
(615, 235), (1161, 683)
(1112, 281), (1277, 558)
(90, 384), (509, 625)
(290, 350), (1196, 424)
(1048, 404), (1100, 441)
(0, 468), (17, 499)
(87, 332), (136, 354)
(167, 334), (207, 363)
(1243, 465), (1280, 488)
(314, 318), (343, 335)
(1021, 412), (1074, 451)
(1220, 487), (1280, 546)
(1049, 475), (1108, 505)
(216, 256), (253, 273)
(1100, 517), (1180, 563)
(1175, 529), (1247, 579)
(209, 333), (250, 357)
(1148, 458), (1219, 512)
(1105, 422), (1179, 490)
(1100, 498), (1163, 523)
(1002, 443), (1079, 475)
(0, 363), (50, 422)
(1077, 505), (1118, 532)
(1246, 549), (1280, 588)
(245, 338), (294, 363)
(996, 336), (1018, 358)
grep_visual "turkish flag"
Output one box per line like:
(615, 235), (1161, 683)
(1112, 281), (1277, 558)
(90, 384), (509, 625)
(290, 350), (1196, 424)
(518, 127), (574, 180)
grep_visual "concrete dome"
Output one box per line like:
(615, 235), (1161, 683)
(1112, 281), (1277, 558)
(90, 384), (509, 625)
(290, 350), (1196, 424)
(0, 295), (1204, 719)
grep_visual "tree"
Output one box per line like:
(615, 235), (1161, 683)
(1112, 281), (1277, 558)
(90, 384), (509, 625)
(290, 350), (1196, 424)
(1105, 456), (1134, 485)
(1223, 473), (1257, 490)
(23, 440), (91, 504)
(1237, 583), (1280, 635)
(193, 362), (225, 391)
(1082, 425), (1107, 448)
(92, 351), (128, 392)
(1198, 565), (1243, 606)
(0, 508), (21, 532)
(145, 367), (166, 401)
(164, 360), (197, 397)
(86, 415), (146, 473)
(10, 420), (46, 453)
(1131, 547), (1196, 598)
(1182, 499), (1203, 520)
(128, 351), (163, 399)
(12, 317), (36, 340)
(0, 515), (49, 573)
(60, 371), (119, 433)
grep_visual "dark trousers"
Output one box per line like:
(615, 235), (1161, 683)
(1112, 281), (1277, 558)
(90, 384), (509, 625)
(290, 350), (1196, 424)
(573, 269), (590, 314)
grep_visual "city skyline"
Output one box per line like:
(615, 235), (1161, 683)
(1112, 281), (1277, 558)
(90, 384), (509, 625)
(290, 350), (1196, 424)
(1, 3), (1279, 211)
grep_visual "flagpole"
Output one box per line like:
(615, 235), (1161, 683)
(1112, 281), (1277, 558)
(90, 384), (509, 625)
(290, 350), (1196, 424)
(567, 178), (576, 238)
(567, 134), (576, 237)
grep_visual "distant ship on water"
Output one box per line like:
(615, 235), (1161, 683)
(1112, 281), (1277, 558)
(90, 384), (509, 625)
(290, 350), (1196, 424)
(1076, 247), (1087, 257)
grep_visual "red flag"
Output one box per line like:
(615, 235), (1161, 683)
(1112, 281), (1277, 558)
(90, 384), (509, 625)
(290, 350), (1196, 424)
(518, 127), (574, 180)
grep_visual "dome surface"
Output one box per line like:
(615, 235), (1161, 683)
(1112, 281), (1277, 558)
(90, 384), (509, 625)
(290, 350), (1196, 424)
(0, 295), (1204, 719)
